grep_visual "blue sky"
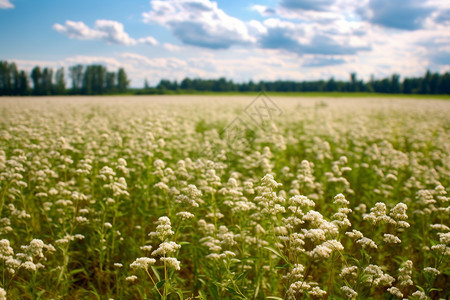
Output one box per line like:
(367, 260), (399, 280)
(0, 0), (449, 87)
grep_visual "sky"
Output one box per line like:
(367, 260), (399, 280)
(0, 0), (449, 87)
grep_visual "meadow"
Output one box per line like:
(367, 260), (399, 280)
(0, 95), (448, 299)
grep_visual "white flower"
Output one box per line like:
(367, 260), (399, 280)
(126, 275), (138, 282)
(383, 234), (401, 244)
(160, 257), (181, 270)
(151, 241), (181, 256)
(340, 286), (357, 299)
(423, 267), (440, 276)
(130, 257), (156, 270)
(387, 287), (403, 298)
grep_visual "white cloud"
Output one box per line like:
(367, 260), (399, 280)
(163, 43), (183, 52)
(53, 19), (158, 47)
(0, 0), (13, 9)
(138, 36), (159, 46)
(142, 0), (255, 49)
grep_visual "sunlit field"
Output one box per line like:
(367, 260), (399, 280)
(0, 95), (448, 299)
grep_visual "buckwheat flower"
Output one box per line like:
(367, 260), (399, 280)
(390, 203), (408, 220)
(411, 290), (427, 300)
(364, 202), (394, 225)
(345, 230), (364, 239)
(206, 253), (221, 260)
(340, 266), (358, 279)
(340, 286), (357, 299)
(160, 257), (181, 270)
(383, 234), (401, 244)
(114, 263), (123, 269)
(334, 193), (349, 206)
(289, 195), (315, 207)
(288, 281), (311, 298)
(104, 222), (112, 229)
(76, 216), (88, 223)
(387, 287), (403, 298)
(0, 239), (14, 259)
(305, 229), (326, 242)
(130, 257), (156, 270)
(398, 260), (413, 286)
(0, 287), (6, 300)
(438, 232), (450, 244)
(309, 286), (327, 297)
(154, 182), (169, 192)
(140, 245), (152, 252)
(423, 267), (440, 276)
(430, 224), (449, 231)
(303, 210), (324, 226)
(148, 216), (174, 240)
(151, 241), (181, 256)
(310, 244), (332, 259)
(125, 275), (138, 282)
(356, 237), (378, 249)
(21, 261), (37, 271)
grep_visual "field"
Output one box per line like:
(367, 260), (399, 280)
(0, 95), (448, 299)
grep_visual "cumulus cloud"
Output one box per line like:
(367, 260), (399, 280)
(53, 20), (158, 46)
(142, 0), (254, 49)
(258, 18), (371, 56)
(366, 0), (433, 30)
(0, 0), (13, 9)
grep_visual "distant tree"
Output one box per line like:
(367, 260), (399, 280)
(82, 65), (106, 95)
(430, 73), (440, 94)
(403, 78), (412, 94)
(0, 61), (12, 95)
(144, 78), (150, 89)
(41, 68), (53, 95)
(69, 65), (84, 93)
(325, 77), (337, 92)
(117, 68), (129, 93)
(106, 71), (116, 93)
(54, 67), (66, 95)
(31, 66), (42, 95)
(180, 78), (192, 90)
(391, 74), (401, 93)
(18, 70), (28, 95)
(438, 72), (450, 94)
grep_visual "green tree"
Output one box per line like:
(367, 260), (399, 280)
(54, 67), (66, 95)
(117, 68), (129, 93)
(69, 65), (84, 94)
(31, 66), (42, 95)
(106, 71), (116, 93)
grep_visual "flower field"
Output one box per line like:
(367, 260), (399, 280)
(0, 95), (448, 299)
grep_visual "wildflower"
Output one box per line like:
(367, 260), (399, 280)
(340, 286), (357, 299)
(309, 286), (327, 297)
(383, 234), (401, 244)
(340, 266), (358, 279)
(160, 257), (181, 270)
(148, 216), (174, 240)
(398, 260), (413, 286)
(387, 287), (403, 298)
(411, 290), (427, 300)
(114, 263), (123, 268)
(423, 267), (440, 276)
(356, 237), (378, 249)
(0, 287), (6, 300)
(130, 257), (156, 270)
(126, 275), (138, 282)
(151, 241), (181, 256)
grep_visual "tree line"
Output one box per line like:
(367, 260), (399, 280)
(147, 71), (450, 94)
(0, 61), (129, 95)
(1, 59), (449, 96)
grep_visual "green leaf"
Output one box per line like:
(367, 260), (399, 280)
(263, 246), (287, 262)
(151, 265), (161, 281)
(266, 297), (284, 300)
(156, 279), (166, 289)
(275, 263), (290, 269)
